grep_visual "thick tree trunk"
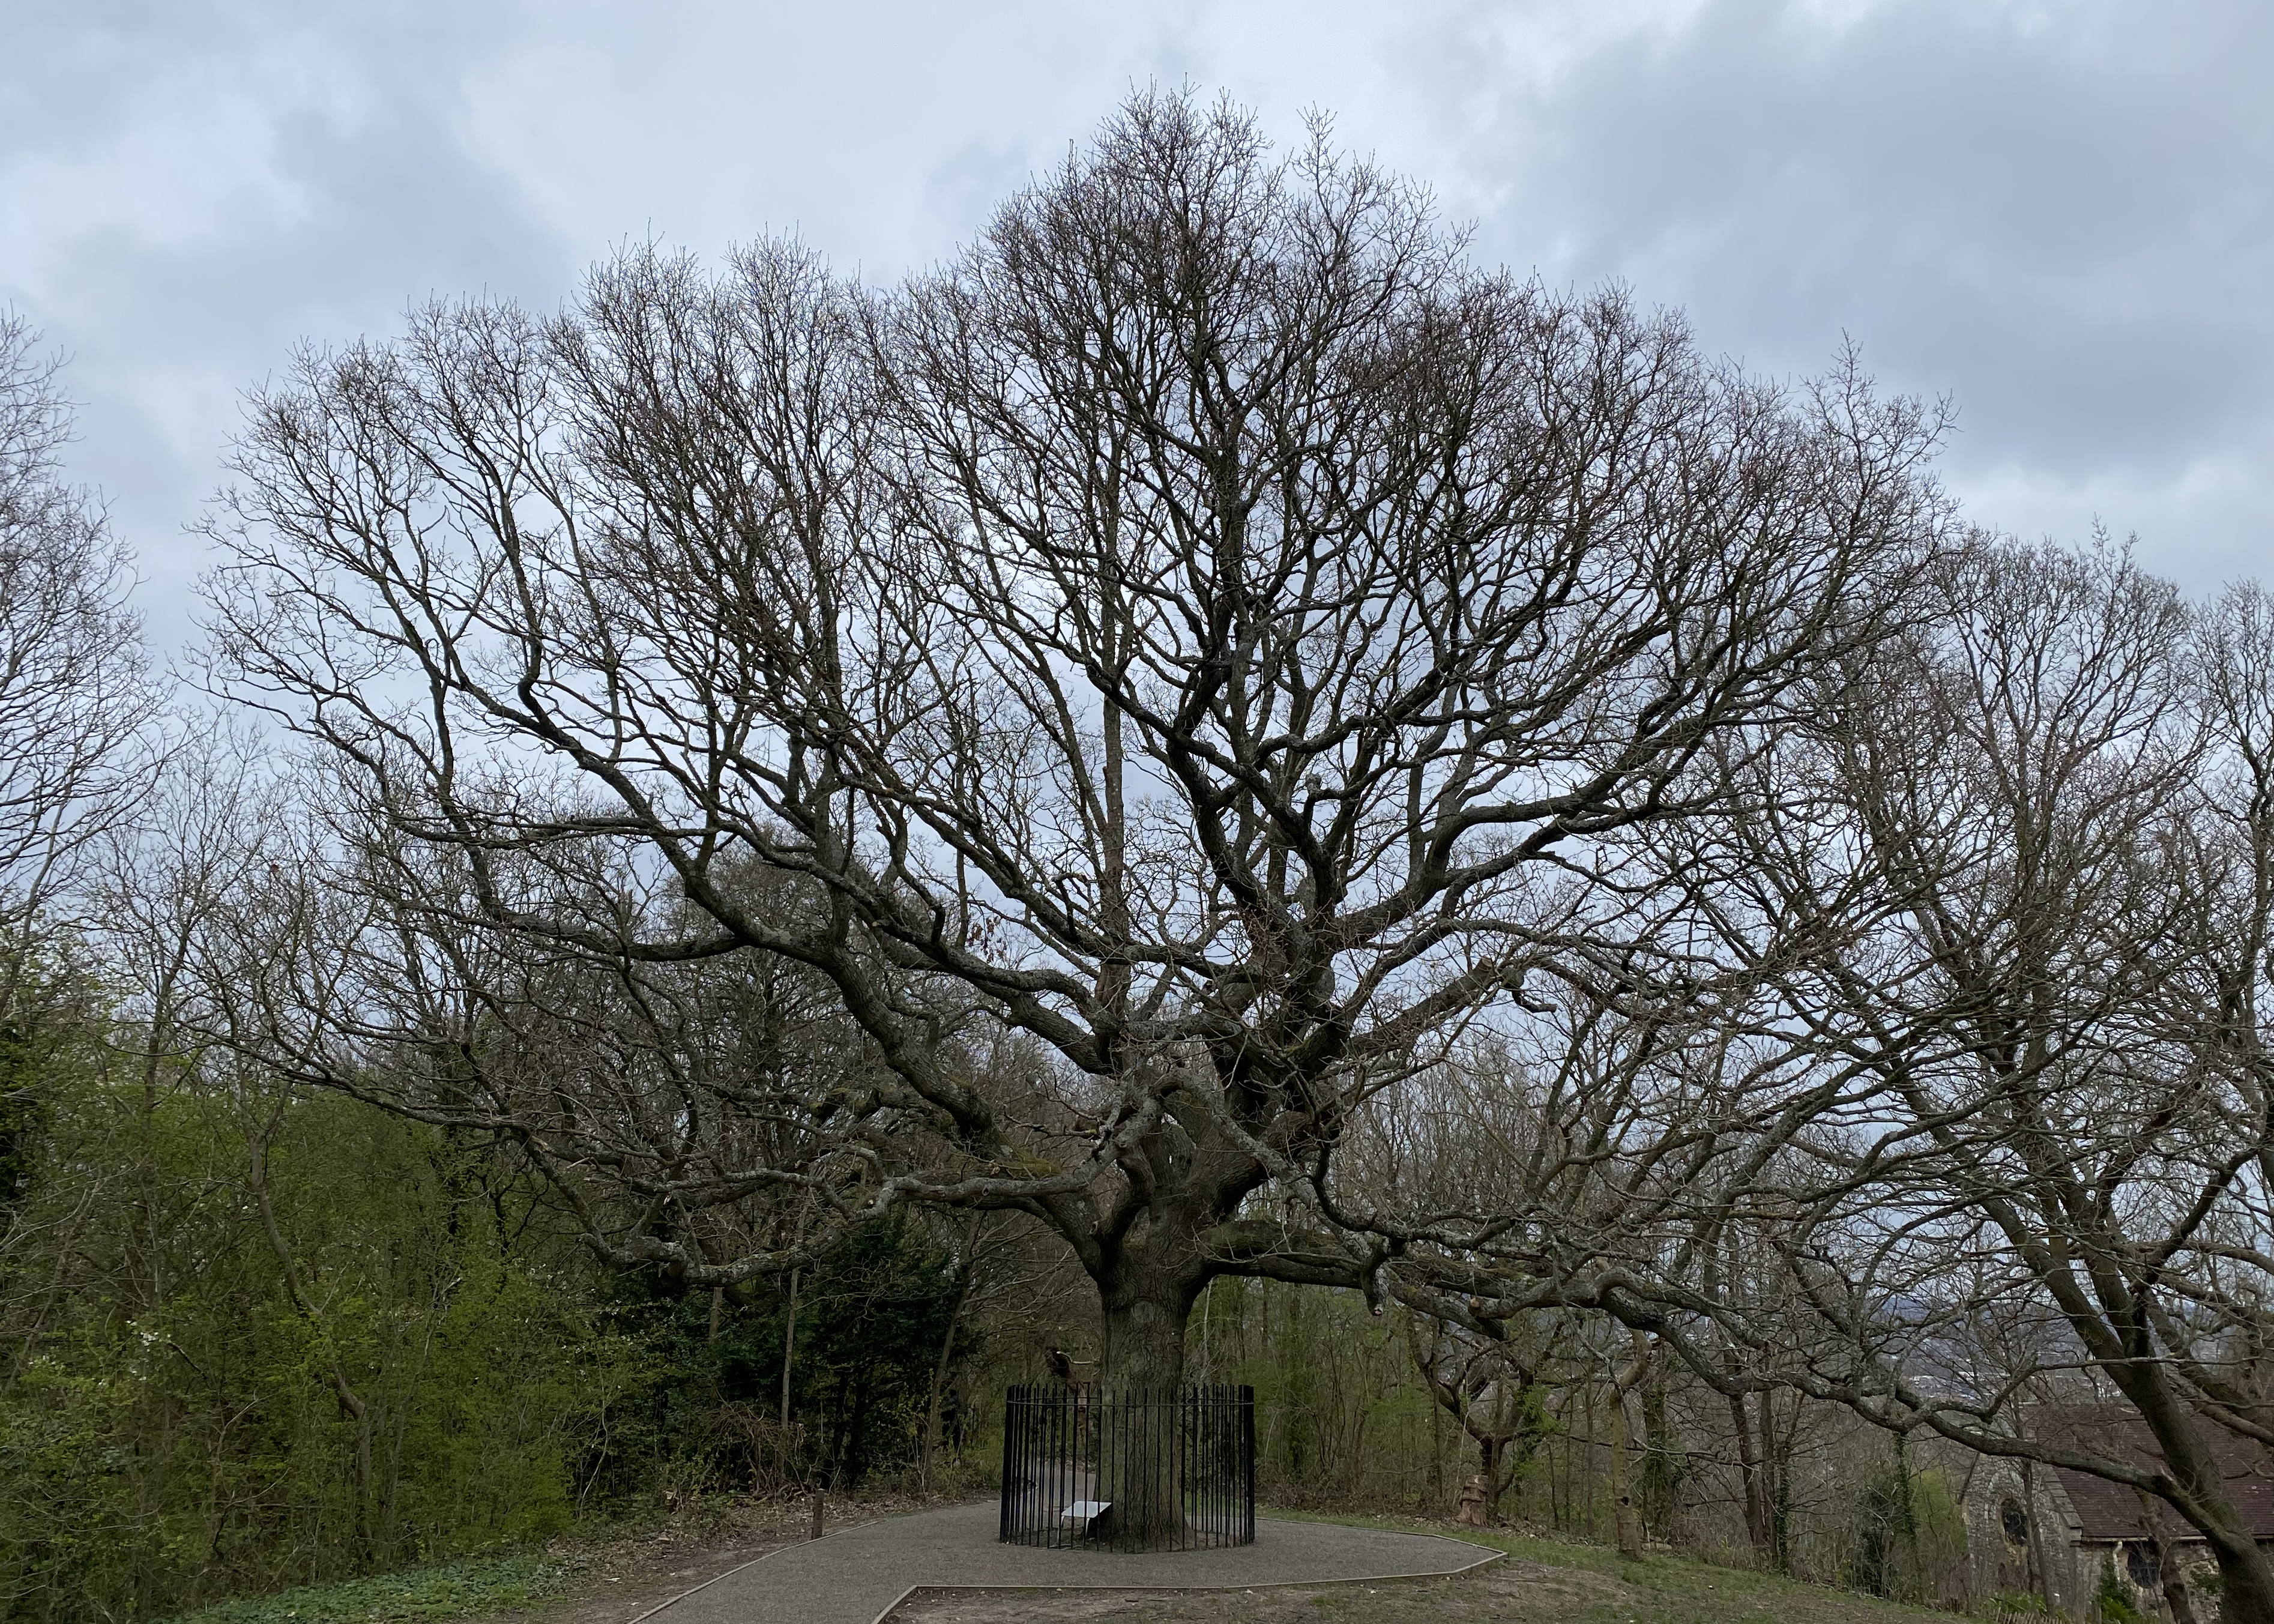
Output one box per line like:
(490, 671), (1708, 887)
(1100, 1292), (1190, 1395)
(1608, 1382), (1642, 1558)
(1764, 1393), (1796, 1574)
(1043, 1101), (1292, 1544)
(2108, 1368), (2274, 1624)
(1609, 1334), (1649, 1559)
(1089, 1244), (1202, 1544)
(1641, 1368), (1678, 1541)
(2196, 1515), (2274, 1624)
(1095, 1287), (1195, 1543)
(2137, 1491), (2200, 1624)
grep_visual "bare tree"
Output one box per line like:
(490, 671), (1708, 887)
(1405, 1305), (1552, 1521)
(197, 88), (1946, 1491)
(1576, 539), (2274, 1621)
(0, 313), (160, 985)
(1322, 957), (1867, 1570)
(166, 786), (879, 1315)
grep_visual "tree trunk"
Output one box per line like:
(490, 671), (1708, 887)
(1730, 1392), (1770, 1565)
(1608, 1387), (1640, 1557)
(2108, 1365), (2274, 1623)
(1609, 1333), (1650, 1559)
(1431, 1396), (1446, 1511)
(1641, 1368), (1676, 1541)
(920, 1213), (983, 1492)
(1045, 1114), (1285, 1542)
(2198, 1518), (2274, 1624)
(1756, 1391), (1800, 1574)
(1099, 1288), (1190, 1394)
(1770, 1431), (1792, 1574)
(1094, 1266), (1198, 1544)
(2019, 1459), (2049, 1606)
(2137, 1491), (2200, 1624)
(780, 1266), (799, 1429)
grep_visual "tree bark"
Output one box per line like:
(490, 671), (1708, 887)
(1100, 1290), (1191, 1395)
(780, 1266), (800, 1431)
(1640, 1366), (1676, 1542)
(1094, 1285), (1195, 1541)
(1730, 1391), (1770, 1565)
(920, 1213), (983, 1491)
(2018, 1459), (2052, 1608)
(2137, 1490), (2200, 1624)
(1609, 1333), (1650, 1559)
(1085, 1231), (1208, 1544)
(1769, 1402), (1793, 1575)
(1607, 1387), (1639, 1557)
(2100, 1357), (2274, 1623)
(2185, 1501), (2274, 1624)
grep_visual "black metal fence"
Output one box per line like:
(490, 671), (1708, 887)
(997, 1383), (1255, 1551)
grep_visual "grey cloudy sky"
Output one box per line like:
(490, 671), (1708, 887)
(6, 0), (2269, 649)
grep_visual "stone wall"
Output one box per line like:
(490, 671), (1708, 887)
(1959, 1455), (2089, 1614)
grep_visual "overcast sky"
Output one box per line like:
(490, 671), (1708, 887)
(6, 0), (2269, 650)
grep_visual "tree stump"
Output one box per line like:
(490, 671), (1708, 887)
(1456, 1474), (1492, 1527)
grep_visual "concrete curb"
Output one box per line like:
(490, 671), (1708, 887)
(863, 1535), (1505, 1624)
(626, 1514), (890, 1623)
(628, 1506), (1506, 1624)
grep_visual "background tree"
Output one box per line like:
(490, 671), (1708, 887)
(1404, 1305), (1552, 1521)
(0, 312), (159, 977)
(1384, 539), (2274, 1620)
(1751, 540), (2274, 1622)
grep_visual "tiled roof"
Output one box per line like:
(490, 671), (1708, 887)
(2041, 1419), (2274, 1542)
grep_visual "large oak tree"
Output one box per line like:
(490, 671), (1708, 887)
(201, 94), (1946, 1434)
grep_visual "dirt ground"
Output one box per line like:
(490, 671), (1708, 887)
(890, 1556), (1947, 1624)
(466, 1494), (929, 1624)
(888, 1561), (1629, 1624)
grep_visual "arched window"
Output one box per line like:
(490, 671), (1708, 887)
(1999, 1496), (2030, 1547)
(2125, 1542), (2161, 1589)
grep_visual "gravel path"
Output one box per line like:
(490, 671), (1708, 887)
(639, 1502), (1500, 1624)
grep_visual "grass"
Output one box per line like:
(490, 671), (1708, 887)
(156, 1556), (574, 1624)
(1267, 1502), (1650, 1569)
(891, 1503), (1971, 1623)
(1243, 1508), (1960, 1624)
(155, 1504), (1964, 1624)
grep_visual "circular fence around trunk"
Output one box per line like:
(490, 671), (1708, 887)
(997, 1383), (1256, 1552)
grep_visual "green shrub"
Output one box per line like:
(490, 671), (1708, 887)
(2095, 1556), (2146, 1623)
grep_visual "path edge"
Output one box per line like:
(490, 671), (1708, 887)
(864, 1532), (1506, 1624)
(627, 1512), (892, 1623)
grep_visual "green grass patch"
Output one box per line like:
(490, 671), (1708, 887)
(157, 1556), (573, 1624)
(1261, 1505), (1634, 1576)
(1262, 1507), (1953, 1622)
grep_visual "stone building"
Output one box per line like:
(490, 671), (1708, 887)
(1958, 1420), (2274, 1619)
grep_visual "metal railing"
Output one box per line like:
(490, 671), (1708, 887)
(998, 1383), (1255, 1551)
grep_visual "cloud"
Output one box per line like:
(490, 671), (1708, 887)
(2, 0), (1454, 650)
(4, 0), (2267, 654)
(2, 0), (579, 644)
(1428, 0), (2274, 582)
